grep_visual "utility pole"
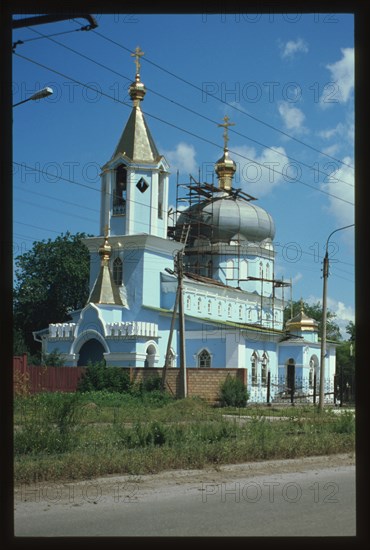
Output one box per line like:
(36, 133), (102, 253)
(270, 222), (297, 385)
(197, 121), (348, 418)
(177, 249), (187, 398)
(162, 224), (189, 397)
(318, 223), (354, 411)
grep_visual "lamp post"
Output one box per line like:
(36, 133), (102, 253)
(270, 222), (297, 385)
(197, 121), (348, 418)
(318, 223), (354, 410)
(13, 87), (53, 107)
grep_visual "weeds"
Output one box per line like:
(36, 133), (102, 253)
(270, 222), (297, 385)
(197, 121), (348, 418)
(14, 392), (355, 484)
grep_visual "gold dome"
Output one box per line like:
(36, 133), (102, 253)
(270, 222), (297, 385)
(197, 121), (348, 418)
(215, 148), (237, 190)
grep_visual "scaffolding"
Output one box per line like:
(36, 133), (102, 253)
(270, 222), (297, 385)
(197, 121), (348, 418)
(167, 172), (291, 330)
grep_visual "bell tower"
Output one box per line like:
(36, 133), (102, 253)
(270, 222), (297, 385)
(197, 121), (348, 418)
(100, 46), (170, 239)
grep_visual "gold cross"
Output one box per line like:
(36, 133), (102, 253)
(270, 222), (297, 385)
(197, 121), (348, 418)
(218, 115), (235, 149)
(131, 46), (144, 74)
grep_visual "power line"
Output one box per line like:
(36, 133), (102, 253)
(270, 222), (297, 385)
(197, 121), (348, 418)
(24, 26), (354, 189)
(14, 184), (100, 213)
(92, 30), (355, 171)
(12, 53), (354, 207)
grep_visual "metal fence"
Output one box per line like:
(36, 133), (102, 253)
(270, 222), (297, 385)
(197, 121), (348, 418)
(248, 372), (355, 406)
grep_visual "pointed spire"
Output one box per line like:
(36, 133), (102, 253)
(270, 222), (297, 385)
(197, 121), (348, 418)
(88, 226), (123, 306)
(112, 46), (160, 162)
(215, 115), (237, 191)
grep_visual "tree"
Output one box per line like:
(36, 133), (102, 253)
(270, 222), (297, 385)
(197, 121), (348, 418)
(346, 321), (355, 341)
(283, 300), (341, 342)
(13, 232), (91, 355)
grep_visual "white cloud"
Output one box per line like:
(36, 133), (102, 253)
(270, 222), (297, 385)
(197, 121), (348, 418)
(280, 38), (308, 59)
(163, 142), (197, 174)
(306, 295), (355, 339)
(278, 101), (307, 134)
(292, 272), (303, 284)
(320, 48), (354, 107)
(320, 156), (354, 237)
(232, 144), (289, 198)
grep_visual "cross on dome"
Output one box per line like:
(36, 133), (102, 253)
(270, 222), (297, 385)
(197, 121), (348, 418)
(218, 115), (235, 150)
(131, 46), (144, 75)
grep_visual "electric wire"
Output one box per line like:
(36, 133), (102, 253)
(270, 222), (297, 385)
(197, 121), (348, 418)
(92, 29), (355, 171)
(23, 26), (354, 189)
(12, 52), (354, 207)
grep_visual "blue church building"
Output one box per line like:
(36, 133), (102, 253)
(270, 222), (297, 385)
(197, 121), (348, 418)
(34, 48), (336, 402)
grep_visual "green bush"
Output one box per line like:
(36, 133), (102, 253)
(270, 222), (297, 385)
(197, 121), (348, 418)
(219, 376), (249, 407)
(77, 361), (131, 393)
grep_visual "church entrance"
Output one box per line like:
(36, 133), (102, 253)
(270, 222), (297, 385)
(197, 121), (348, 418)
(77, 339), (106, 366)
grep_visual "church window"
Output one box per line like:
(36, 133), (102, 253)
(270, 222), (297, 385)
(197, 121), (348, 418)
(186, 295), (191, 309)
(266, 263), (270, 280)
(259, 261), (263, 279)
(208, 300), (212, 315)
(158, 172), (164, 219)
(226, 259), (234, 280)
(136, 177), (149, 193)
(198, 349), (211, 368)
(207, 260), (213, 278)
(197, 297), (202, 312)
(239, 305), (243, 319)
(218, 302), (222, 316)
(114, 165), (127, 215)
(113, 257), (123, 286)
(228, 303), (232, 317)
(240, 259), (248, 280)
(251, 352), (258, 385)
(248, 309), (252, 321)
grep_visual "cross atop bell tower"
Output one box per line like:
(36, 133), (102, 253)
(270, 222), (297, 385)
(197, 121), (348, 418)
(131, 46), (144, 76)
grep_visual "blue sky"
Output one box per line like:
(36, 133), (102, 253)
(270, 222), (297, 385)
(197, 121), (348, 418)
(12, 12), (355, 337)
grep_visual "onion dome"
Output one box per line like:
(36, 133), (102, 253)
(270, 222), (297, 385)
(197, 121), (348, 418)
(177, 194), (275, 244)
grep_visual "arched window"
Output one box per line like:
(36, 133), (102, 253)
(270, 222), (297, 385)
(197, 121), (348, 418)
(251, 352), (258, 386)
(186, 295), (191, 309)
(198, 349), (211, 368)
(240, 259), (248, 280)
(248, 309), (252, 321)
(239, 305), (243, 319)
(197, 297), (202, 312)
(261, 353), (268, 386)
(114, 164), (127, 215)
(218, 302), (222, 316)
(113, 257), (123, 286)
(259, 261), (263, 279)
(158, 171), (165, 220)
(228, 303), (232, 317)
(226, 259), (234, 280)
(144, 344), (156, 368)
(208, 300), (212, 315)
(266, 263), (270, 280)
(168, 348), (175, 368)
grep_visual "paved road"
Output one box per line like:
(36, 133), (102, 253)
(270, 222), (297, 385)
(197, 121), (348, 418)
(14, 459), (356, 537)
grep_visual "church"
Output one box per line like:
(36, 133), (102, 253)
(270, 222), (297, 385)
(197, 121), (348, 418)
(33, 47), (336, 402)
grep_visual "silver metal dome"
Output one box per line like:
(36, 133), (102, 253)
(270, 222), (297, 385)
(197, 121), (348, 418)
(177, 194), (275, 244)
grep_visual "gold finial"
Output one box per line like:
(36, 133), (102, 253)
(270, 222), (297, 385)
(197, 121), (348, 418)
(218, 115), (235, 150)
(131, 46), (144, 75)
(99, 225), (112, 264)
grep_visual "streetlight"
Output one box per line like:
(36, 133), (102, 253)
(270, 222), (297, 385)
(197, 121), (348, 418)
(318, 223), (354, 410)
(13, 87), (53, 107)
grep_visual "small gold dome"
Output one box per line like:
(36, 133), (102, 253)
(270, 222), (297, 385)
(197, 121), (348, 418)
(215, 149), (237, 190)
(129, 74), (146, 105)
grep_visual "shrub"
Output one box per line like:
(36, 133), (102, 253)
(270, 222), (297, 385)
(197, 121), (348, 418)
(77, 361), (130, 393)
(219, 376), (249, 407)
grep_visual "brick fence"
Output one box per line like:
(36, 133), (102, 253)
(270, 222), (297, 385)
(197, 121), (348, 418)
(13, 355), (247, 404)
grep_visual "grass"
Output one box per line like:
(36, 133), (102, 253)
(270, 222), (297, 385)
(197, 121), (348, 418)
(14, 391), (355, 484)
